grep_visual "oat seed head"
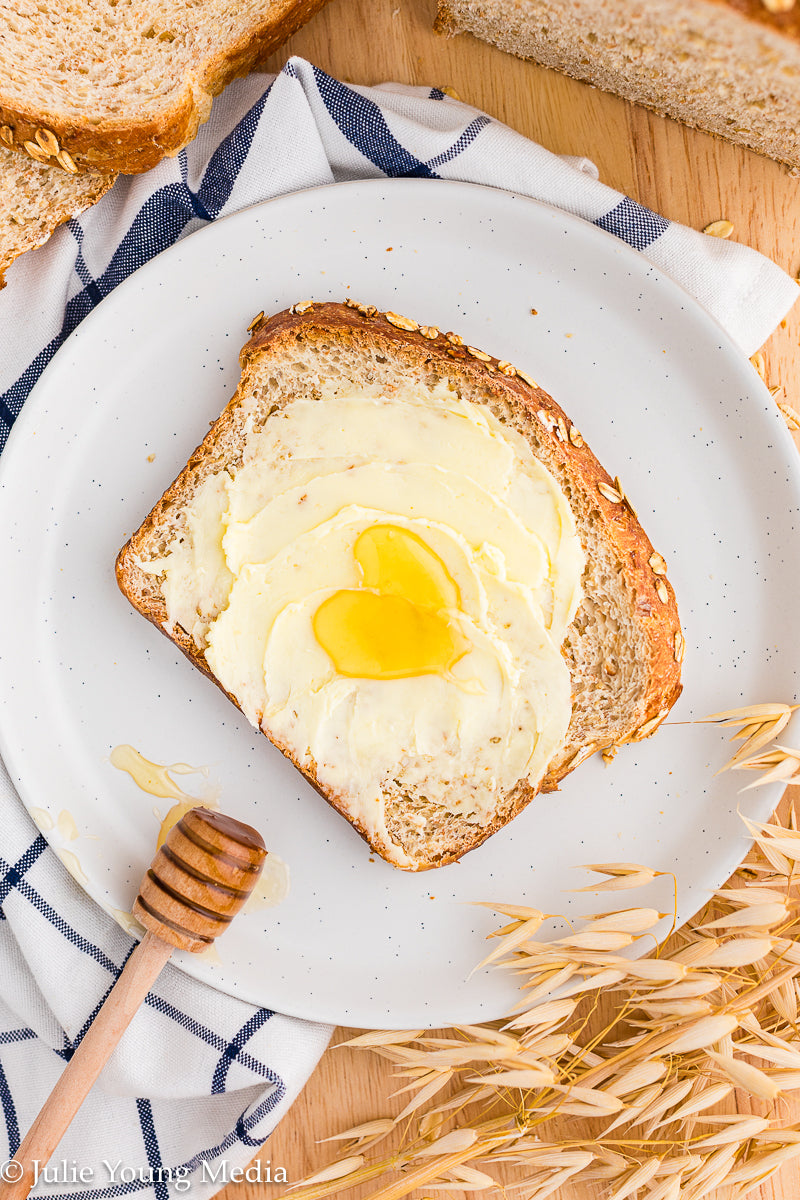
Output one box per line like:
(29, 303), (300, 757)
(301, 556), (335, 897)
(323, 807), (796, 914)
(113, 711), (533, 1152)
(703, 219), (734, 238)
(56, 148), (78, 173)
(385, 312), (419, 332)
(598, 480), (624, 504)
(778, 401), (800, 431)
(34, 127), (59, 155)
(23, 139), (50, 164)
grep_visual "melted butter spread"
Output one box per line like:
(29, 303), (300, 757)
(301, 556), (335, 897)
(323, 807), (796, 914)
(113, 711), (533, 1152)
(150, 384), (585, 867)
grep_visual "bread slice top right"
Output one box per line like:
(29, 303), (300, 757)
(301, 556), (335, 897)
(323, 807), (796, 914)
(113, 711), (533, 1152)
(435, 0), (800, 170)
(0, 0), (330, 174)
(116, 302), (683, 870)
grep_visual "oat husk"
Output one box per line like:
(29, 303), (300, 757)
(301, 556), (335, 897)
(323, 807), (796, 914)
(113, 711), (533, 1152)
(289, 704), (800, 1200)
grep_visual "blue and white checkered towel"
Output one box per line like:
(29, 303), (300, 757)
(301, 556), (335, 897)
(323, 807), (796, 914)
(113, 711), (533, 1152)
(1, 57), (798, 1198)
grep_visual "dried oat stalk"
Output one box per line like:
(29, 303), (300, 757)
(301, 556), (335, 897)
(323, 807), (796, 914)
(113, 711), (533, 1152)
(733, 746), (800, 791)
(699, 702), (799, 772)
(290, 709), (800, 1200)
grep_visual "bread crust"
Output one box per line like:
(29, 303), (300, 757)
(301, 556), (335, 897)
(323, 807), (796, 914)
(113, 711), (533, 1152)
(0, 0), (331, 174)
(116, 302), (682, 869)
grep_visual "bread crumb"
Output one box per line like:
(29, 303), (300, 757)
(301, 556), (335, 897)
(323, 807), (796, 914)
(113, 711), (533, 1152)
(530, 308), (538, 315)
(146, 453), (155, 463)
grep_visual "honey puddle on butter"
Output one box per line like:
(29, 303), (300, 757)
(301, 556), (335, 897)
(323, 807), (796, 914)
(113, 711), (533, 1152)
(313, 523), (470, 680)
(110, 744), (289, 914)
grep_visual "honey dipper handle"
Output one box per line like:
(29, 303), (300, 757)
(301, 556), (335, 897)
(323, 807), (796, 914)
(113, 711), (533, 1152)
(0, 931), (174, 1200)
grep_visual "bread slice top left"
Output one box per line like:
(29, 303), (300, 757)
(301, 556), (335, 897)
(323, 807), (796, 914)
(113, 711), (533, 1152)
(0, 0), (331, 174)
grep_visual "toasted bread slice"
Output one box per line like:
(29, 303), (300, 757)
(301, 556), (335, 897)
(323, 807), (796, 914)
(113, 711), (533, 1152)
(435, 0), (800, 171)
(0, 0), (330, 174)
(117, 302), (682, 870)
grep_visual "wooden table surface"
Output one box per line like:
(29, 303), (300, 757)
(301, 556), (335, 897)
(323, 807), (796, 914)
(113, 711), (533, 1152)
(220, 2), (800, 1197)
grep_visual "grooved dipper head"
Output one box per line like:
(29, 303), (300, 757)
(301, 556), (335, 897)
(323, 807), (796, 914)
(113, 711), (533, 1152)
(133, 807), (267, 952)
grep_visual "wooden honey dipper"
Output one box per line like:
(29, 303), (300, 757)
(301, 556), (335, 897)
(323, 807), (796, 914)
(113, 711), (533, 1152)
(0, 807), (266, 1200)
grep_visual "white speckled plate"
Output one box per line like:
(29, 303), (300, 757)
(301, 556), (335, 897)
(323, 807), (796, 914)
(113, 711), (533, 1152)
(0, 180), (799, 1028)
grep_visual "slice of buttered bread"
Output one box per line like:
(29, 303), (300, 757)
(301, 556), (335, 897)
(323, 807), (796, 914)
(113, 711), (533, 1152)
(116, 302), (682, 871)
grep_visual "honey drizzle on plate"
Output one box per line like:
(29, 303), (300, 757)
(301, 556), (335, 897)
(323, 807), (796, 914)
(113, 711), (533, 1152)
(110, 744), (289, 907)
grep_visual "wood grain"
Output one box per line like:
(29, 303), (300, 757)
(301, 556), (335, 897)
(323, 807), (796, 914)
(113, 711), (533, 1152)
(219, 1), (800, 1196)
